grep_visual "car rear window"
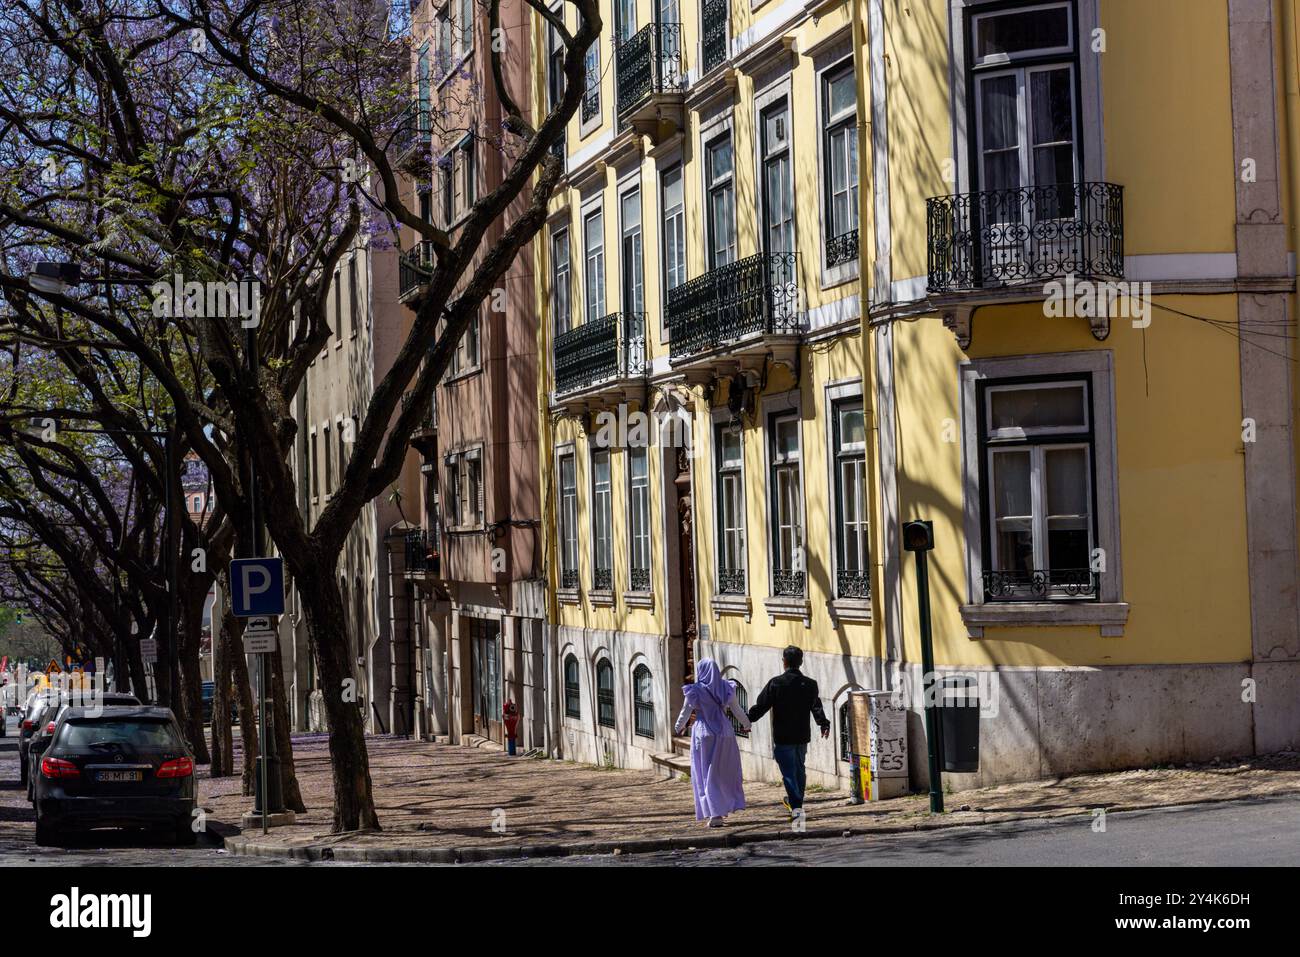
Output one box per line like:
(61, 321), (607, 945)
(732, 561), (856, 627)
(58, 719), (181, 749)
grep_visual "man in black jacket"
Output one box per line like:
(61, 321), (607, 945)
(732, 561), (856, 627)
(747, 646), (830, 815)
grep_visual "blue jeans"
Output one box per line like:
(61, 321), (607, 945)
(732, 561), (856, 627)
(772, 743), (808, 809)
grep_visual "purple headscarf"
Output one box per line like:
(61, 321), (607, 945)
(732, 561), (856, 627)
(683, 659), (733, 728)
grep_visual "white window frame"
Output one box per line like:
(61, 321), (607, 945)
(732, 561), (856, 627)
(580, 42), (602, 138)
(659, 160), (686, 344)
(590, 447), (613, 593)
(959, 350), (1127, 637)
(704, 131), (736, 270)
(556, 445), (579, 596)
(816, 47), (860, 288)
(618, 179), (644, 316)
(825, 380), (870, 614)
(713, 416), (747, 592)
(948, 0), (1104, 193)
(760, 391), (808, 615)
(626, 444), (651, 591)
(551, 227), (571, 337)
(582, 203), (605, 323)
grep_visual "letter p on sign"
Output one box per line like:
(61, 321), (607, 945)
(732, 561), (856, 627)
(229, 558), (286, 617)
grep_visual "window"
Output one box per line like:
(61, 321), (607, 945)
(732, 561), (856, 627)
(615, 0), (636, 42)
(333, 272), (342, 343)
(445, 449), (484, 528)
(583, 208), (604, 321)
(419, 187), (433, 224)
(980, 378), (1095, 601)
(347, 255), (359, 338)
(449, 311), (480, 376)
(558, 452), (578, 589)
(456, 0), (474, 58)
(552, 229), (571, 336)
(436, 5), (452, 77)
(417, 42), (431, 132)
(970, 2), (1078, 203)
(715, 423), (746, 594)
(310, 431), (319, 500)
(832, 399), (869, 599)
(591, 449), (612, 591)
(705, 134), (736, 269)
(440, 160), (453, 226)
(768, 411), (804, 596)
(822, 62), (859, 265)
(450, 137), (475, 221)
(760, 99), (794, 256)
(582, 44), (600, 124)
(323, 423), (332, 494)
(839, 700), (852, 761)
(620, 188), (644, 315)
(564, 655), (581, 718)
(596, 658), (615, 728)
(547, 20), (567, 151)
(729, 681), (749, 738)
(633, 664), (654, 737)
(661, 165), (686, 293)
(627, 445), (650, 591)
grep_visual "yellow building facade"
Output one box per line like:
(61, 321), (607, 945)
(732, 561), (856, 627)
(531, 0), (1300, 789)
(533, 0), (872, 785)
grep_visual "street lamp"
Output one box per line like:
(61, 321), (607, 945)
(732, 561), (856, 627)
(902, 519), (944, 813)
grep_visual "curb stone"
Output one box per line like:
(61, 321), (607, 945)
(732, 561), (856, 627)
(214, 790), (1292, 864)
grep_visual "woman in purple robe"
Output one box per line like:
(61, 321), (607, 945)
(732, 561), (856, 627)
(673, 658), (750, 827)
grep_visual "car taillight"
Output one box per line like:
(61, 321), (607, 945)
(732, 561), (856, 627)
(156, 757), (193, 779)
(45, 721), (55, 734)
(40, 757), (79, 779)
(21, 719), (32, 731)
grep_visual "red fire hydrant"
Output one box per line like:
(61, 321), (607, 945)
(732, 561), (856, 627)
(503, 700), (520, 756)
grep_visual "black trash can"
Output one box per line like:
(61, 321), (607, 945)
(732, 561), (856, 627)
(938, 675), (980, 773)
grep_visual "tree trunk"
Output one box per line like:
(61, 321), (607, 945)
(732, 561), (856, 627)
(209, 589), (235, 778)
(270, 639), (306, 813)
(215, 569), (260, 794)
(299, 568), (380, 832)
(177, 578), (212, 763)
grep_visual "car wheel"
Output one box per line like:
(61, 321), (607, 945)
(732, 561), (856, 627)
(34, 818), (61, 847)
(174, 817), (197, 846)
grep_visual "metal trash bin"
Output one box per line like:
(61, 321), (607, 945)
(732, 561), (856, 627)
(938, 675), (979, 773)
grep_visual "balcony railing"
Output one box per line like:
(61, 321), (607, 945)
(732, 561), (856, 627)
(392, 99), (431, 169)
(593, 568), (612, 591)
(553, 311), (646, 396)
(701, 0), (728, 75)
(717, 568), (745, 595)
(665, 252), (802, 361)
(405, 528), (439, 576)
(826, 228), (859, 268)
(399, 241), (435, 301)
(836, 569), (870, 600)
(561, 568), (579, 590)
(401, 391), (436, 434)
(581, 77), (600, 124)
(616, 22), (684, 118)
(927, 182), (1124, 292)
(772, 569), (805, 598)
(982, 568), (1098, 602)
(629, 567), (650, 592)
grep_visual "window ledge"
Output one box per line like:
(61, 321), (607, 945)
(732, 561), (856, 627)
(828, 598), (872, 625)
(711, 594), (752, 622)
(557, 587), (581, 606)
(763, 595), (811, 628)
(960, 602), (1130, 638)
(589, 589), (615, 608)
(624, 590), (654, 610)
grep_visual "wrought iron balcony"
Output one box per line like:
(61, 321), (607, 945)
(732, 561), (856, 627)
(401, 390), (436, 436)
(553, 311), (646, 399)
(581, 77), (600, 124)
(561, 568), (579, 590)
(392, 99), (431, 171)
(616, 23), (685, 119)
(629, 567), (650, 592)
(593, 568), (612, 592)
(665, 252), (802, 363)
(717, 568), (745, 595)
(772, 568), (806, 598)
(701, 0), (729, 75)
(836, 569), (871, 600)
(927, 182), (1124, 292)
(398, 241), (435, 303)
(982, 568), (1098, 602)
(826, 228), (859, 269)
(404, 528), (439, 576)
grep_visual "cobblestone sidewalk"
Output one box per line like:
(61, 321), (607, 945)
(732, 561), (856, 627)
(201, 736), (1300, 861)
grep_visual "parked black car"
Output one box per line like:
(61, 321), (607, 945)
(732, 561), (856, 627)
(34, 706), (197, 846)
(19, 690), (59, 785)
(200, 680), (239, 725)
(26, 693), (141, 801)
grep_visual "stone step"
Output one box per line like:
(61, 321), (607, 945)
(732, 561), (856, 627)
(650, 750), (691, 782)
(671, 735), (691, 756)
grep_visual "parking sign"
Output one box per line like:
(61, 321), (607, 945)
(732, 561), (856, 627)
(229, 557), (285, 617)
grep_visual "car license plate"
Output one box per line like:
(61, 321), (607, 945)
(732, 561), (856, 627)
(96, 770), (142, 782)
